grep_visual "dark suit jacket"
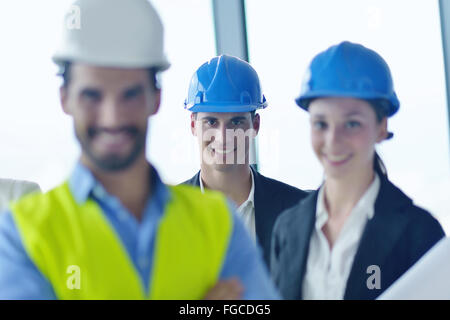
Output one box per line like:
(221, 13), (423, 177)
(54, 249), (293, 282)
(271, 174), (445, 300)
(182, 167), (309, 267)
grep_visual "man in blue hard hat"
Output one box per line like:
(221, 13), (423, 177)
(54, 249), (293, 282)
(182, 55), (309, 268)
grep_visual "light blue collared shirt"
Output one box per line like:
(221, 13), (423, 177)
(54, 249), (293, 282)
(0, 163), (279, 299)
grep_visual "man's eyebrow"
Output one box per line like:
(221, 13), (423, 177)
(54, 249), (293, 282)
(345, 111), (364, 117)
(199, 116), (218, 121)
(80, 87), (102, 96)
(123, 84), (145, 97)
(310, 114), (325, 119)
(229, 116), (247, 121)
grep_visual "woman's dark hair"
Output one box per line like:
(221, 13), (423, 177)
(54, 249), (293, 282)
(374, 151), (388, 178)
(369, 99), (390, 178)
(59, 61), (160, 91)
(368, 99), (390, 122)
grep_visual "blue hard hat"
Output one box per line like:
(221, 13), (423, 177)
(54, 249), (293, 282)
(184, 55), (267, 112)
(296, 41), (400, 117)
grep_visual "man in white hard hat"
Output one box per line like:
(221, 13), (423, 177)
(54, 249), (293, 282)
(0, 179), (40, 212)
(0, 0), (278, 299)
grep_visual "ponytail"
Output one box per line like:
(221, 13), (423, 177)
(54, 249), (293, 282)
(374, 151), (388, 178)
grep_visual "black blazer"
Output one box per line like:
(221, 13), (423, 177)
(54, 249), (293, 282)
(271, 174), (445, 300)
(182, 167), (309, 267)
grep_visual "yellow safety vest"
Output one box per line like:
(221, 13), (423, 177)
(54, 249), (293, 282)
(11, 182), (232, 300)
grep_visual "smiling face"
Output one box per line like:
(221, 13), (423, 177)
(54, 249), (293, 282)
(308, 97), (387, 180)
(191, 112), (259, 171)
(60, 63), (160, 172)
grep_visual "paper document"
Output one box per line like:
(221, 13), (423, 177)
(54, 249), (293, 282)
(378, 237), (450, 299)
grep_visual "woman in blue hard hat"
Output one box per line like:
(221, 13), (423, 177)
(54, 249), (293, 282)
(270, 41), (445, 300)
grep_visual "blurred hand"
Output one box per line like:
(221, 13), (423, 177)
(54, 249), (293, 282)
(204, 278), (244, 300)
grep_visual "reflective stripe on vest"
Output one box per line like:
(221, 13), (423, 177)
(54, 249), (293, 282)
(11, 182), (232, 299)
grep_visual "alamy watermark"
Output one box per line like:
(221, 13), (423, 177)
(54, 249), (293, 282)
(65, 5), (81, 30)
(66, 265), (81, 290)
(64, 263), (381, 292)
(197, 126), (258, 166)
(366, 264), (381, 290)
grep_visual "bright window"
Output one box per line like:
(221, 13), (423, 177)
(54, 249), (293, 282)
(0, 0), (76, 191)
(149, 0), (216, 184)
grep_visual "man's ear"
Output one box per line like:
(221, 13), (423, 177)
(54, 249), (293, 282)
(60, 86), (71, 115)
(252, 113), (260, 137)
(191, 113), (197, 136)
(150, 89), (161, 116)
(377, 117), (388, 143)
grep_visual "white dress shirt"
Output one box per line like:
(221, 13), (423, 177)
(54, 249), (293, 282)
(0, 179), (41, 213)
(199, 170), (256, 242)
(302, 174), (380, 300)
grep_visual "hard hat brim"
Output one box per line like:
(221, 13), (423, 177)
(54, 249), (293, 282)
(52, 53), (171, 73)
(185, 103), (266, 113)
(296, 90), (399, 116)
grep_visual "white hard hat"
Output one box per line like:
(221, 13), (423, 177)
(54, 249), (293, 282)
(52, 0), (170, 71)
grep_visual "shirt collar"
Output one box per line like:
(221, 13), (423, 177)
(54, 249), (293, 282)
(315, 173), (381, 230)
(199, 168), (255, 208)
(315, 185), (328, 230)
(199, 171), (206, 193)
(237, 168), (255, 211)
(69, 162), (97, 204)
(68, 161), (170, 207)
(353, 173), (380, 220)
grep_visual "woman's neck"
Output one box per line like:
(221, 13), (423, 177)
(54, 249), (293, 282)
(324, 169), (375, 219)
(321, 168), (375, 249)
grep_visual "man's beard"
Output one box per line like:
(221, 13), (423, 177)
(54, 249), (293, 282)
(76, 126), (147, 172)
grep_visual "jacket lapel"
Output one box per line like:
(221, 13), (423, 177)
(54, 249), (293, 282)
(183, 171), (201, 187)
(252, 167), (270, 248)
(344, 175), (412, 299)
(283, 191), (318, 299)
